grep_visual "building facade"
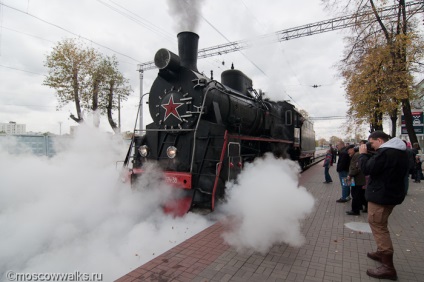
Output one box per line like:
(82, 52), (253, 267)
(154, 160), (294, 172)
(400, 79), (424, 149)
(0, 121), (26, 135)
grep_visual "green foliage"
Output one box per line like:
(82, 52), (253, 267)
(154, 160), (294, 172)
(329, 136), (342, 145)
(43, 39), (97, 114)
(342, 32), (423, 133)
(97, 55), (131, 114)
(43, 39), (132, 129)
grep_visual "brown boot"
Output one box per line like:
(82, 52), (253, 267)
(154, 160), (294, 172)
(367, 250), (383, 262)
(366, 253), (398, 280)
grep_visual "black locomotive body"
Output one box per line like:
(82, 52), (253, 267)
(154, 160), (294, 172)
(125, 32), (315, 214)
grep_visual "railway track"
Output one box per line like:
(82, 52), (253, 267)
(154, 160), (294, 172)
(302, 150), (327, 171)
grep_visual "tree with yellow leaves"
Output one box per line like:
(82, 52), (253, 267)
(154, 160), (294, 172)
(322, 0), (424, 143)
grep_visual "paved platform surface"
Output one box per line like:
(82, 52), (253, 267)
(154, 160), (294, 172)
(116, 162), (424, 282)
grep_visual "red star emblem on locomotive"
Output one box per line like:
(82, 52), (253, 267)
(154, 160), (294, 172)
(161, 95), (184, 121)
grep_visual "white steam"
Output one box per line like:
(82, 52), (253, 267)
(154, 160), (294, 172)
(166, 0), (204, 32)
(0, 125), (212, 281)
(219, 153), (315, 254)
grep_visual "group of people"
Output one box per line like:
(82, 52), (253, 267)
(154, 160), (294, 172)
(324, 141), (369, 214)
(322, 131), (417, 280)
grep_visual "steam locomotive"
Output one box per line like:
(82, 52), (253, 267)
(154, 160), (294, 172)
(124, 32), (315, 215)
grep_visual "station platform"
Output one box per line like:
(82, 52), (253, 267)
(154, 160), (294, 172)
(116, 161), (424, 282)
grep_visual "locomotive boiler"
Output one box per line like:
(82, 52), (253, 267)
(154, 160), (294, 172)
(124, 32), (315, 215)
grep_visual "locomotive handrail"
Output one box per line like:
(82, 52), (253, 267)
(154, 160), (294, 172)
(214, 81), (289, 124)
(227, 134), (294, 144)
(189, 80), (294, 172)
(136, 128), (196, 132)
(190, 84), (215, 173)
(124, 92), (149, 167)
(211, 130), (229, 211)
(227, 142), (241, 183)
(216, 82), (263, 104)
(188, 80), (249, 173)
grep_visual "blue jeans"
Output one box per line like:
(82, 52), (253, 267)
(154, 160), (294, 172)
(324, 166), (332, 182)
(338, 171), (350, 199)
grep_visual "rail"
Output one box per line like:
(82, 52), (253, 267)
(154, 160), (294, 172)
(302, 150), (326, 171)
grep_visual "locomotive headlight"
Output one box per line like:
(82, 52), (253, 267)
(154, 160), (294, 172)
(138, 145), (149, 157)
(166, 146), (177, 159)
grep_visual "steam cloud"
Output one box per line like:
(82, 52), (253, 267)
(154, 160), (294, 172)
(0, 125), (212, 281)
(166, 0), (204, 32)
(0, 123), (316, 280)
(219, 153), (315, 254)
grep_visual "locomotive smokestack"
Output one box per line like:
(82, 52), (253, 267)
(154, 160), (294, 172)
(177, 31), (199, 72)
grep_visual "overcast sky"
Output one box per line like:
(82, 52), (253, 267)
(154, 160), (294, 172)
(1, 0), (422, 140)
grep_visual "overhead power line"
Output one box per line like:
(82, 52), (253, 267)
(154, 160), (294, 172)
(137, 1), (424, 72)
(0, 2), (142, 62)
(199, 13), (268, 77)
(0, 64), (44, 75)
(2, 26), (55, 43)
(95, 0), (176, 43)
(2, 103), (55, 108)
(309, 116), (347, 120)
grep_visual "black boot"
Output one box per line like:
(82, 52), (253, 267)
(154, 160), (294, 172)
(346, 210), (360, 215)
(366, 252), (398, 280)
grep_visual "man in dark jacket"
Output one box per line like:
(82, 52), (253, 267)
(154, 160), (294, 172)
(336, 141), (351, 202)
(359, 131), (408, 280)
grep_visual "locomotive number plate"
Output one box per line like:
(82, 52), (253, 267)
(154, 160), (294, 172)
(163, 172), (192, 189)
(132, 169), (192, 189)
(165, 176), (178, 184)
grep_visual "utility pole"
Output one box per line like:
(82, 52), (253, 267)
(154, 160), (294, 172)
(138, 68), (144, 132)
(118, 93), (121, 133)
(58, 121), (62, 135)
